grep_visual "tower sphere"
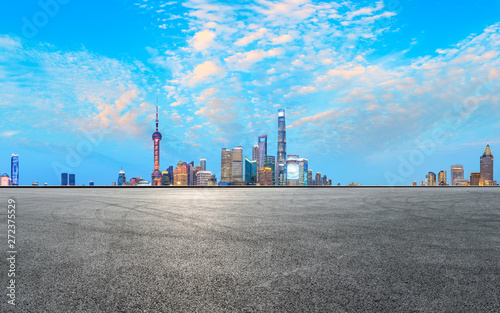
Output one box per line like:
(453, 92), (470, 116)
(152, 131), (162, 140)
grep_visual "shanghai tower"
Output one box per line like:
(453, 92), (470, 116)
(277, 109), (286, 186)
(151, 103), (162, 186)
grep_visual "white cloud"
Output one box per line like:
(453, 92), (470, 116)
(189, 30), (216, 51)
(235, 28), (268, 46)
(271, 34), (293, 45)
(183, 61), (226, 86)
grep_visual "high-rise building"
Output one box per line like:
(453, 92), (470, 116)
(450, 165), (464, 186)
(221, 148), (232, 183)
(200, 158), (206, 171)
(438, 170), (447, 186)
(118, 168), (126, 186)
(252, 142), (260, 162)
(245, 157), (257, 184)
(264, 155), (276, 185)
(187, 161), (195, 186)
(1, 173), (10, 186)
(277, 163), (286, 186)
(277, 109), (286, 186)
(231, 146), (244, 184)
(470, 172), (481, 186)
(258, 167), (273, 186)
(11, 154), (19, 186)
(480, 144), (494, 185)
(258, 135), (267, 171)
(151, 104), (162, 186)
(286, 155), (300, 186)
(298, 158), (308, 186)
(161, 171), (171, 186)
(61, 173), (68, 186)
(174, 161), (188, 186)
(307, 169), (313, 186)
(196, 171), (213, 186)
(427, 172), (436, 186)
(315, 172), (322, 186)
(69, 174), (75, 186)
(167, 165), (174, 184)
(322, 175), (328, 186)
(193, 165), (204, 186)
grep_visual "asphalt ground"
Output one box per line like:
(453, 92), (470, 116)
(0, 187), (499, 312)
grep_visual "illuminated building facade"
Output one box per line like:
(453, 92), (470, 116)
(161, 171), (171, 186)
(315, 172), (322, 186)
(174, 161), (188, 186)
(118, 168), (126, 186)
(307, 169), (313, 186)
(480, 144), (494, 185)
(470, 172), (480, 186)
(286, 155), (300, 186)
(258, 167), (273, 186)
(264, 155), (276, 185)
(277, 109), (286, 186)
(1, 173), (10, 186)
(450, 165), (464, 186)
(231, 146), (244, 184)
(438, 170), (447, 186)
(61, 173), (68, 186)
(221, 148), (232, 183)
(426, 172), (436, 186)
(69, 174), (75, 186)
(245, 157), (257, 184)
(11, 154), (19, 186)
(151, 104), (162, 186)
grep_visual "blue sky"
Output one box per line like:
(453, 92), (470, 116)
(1, 0), (500, 185)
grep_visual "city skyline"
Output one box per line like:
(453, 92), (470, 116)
(1, 1), (500, 185)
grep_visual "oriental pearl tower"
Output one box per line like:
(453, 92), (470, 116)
(151, 101), (162, 186)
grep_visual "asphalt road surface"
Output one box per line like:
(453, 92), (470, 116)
(0, 187), (499, 312)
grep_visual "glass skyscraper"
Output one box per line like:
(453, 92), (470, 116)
(221, 148), (232, 183)
(231, 146), (244, 184)
(11, 154), (19, 186)
(258, 135), (267, 171)
(298, 158), (308, 186)
(277, 109), (286, 186)
(200, 158), (206, 171)
(61, 173), (68, 186)
(69, 174), (75, 186)
(252, 142), (259, 162)
(315, 172), (322, 186)
(245, 157), (257, 184)
(264, 155), (276, 185)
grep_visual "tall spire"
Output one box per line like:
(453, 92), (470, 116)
(156, 97), (159, 132)
(483, 144), (493, 158)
